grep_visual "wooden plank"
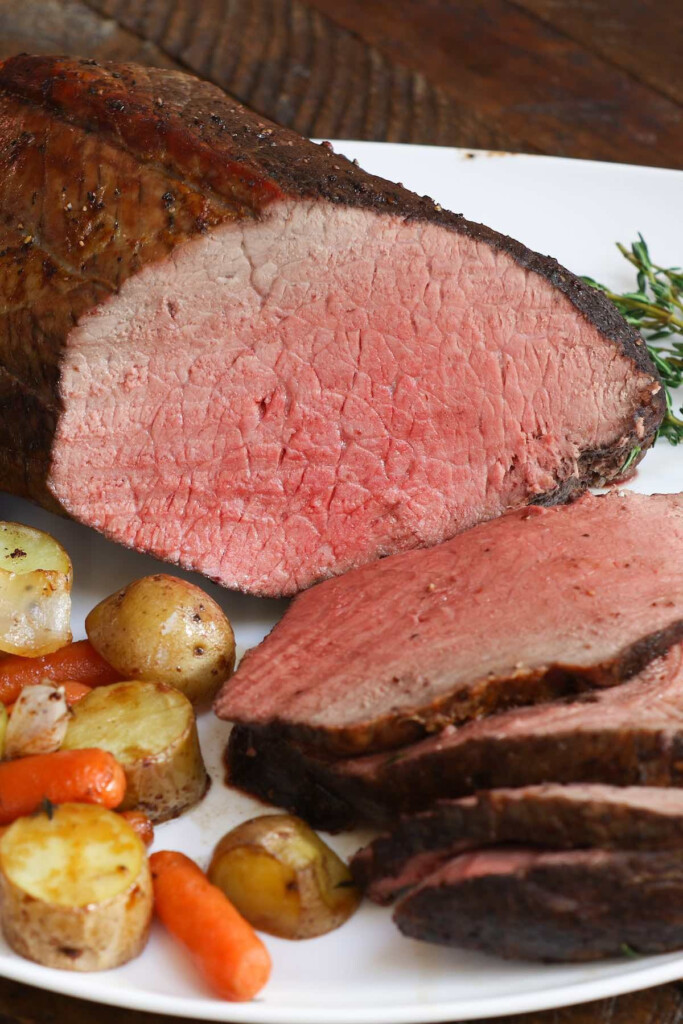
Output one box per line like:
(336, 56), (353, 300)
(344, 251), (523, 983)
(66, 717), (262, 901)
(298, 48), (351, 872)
(301, 0), (683, 167)
(0, 0), (182, 67)
(82, 0), (522, 148)
(512, 0), (683, 107)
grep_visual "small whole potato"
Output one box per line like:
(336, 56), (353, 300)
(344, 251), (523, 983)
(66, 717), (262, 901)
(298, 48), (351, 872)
(85, 574), (235, 704)
(208, 814), (361, 940)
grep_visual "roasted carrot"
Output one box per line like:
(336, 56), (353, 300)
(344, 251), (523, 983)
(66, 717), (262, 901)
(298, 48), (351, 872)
(121, 810), (155, 847)
(0, 748), (126, 824)
(5, 681), (90, 714)
(150, 851), (271, 1001)
(0, 640), (120, 705)
(62, 681), (93, 706)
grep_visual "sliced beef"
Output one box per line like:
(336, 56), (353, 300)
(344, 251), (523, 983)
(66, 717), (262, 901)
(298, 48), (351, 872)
(352, 784), (683, 905)
(0, 56), (663, 598)
(394, 847), (683, 961)
(217, 491), (683, 755)
(226, 645), (683, 830)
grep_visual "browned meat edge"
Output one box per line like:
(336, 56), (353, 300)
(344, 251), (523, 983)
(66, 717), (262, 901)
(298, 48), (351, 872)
(352, 786), (683, 905)
(224, 666), (683, 832)
(393, 849), (683, 962)
(242, 618), (683, 758)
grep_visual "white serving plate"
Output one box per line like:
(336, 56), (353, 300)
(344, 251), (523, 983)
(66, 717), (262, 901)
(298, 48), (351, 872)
(0, 143), (682, 1022)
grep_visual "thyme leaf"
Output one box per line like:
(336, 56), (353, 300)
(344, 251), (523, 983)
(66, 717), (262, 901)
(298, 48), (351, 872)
(583, 235), (683, 446)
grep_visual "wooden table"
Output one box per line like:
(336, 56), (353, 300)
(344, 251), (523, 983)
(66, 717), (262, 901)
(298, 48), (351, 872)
(0, 1), (681, 1021)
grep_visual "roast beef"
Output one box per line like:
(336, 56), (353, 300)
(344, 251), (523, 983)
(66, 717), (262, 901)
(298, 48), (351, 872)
(217, 491), (683, 755)
(0, 55), (664, 597)
(352, 784), (683, 905)
(394, 847), (683, 961)
(226, 645), (683, 829)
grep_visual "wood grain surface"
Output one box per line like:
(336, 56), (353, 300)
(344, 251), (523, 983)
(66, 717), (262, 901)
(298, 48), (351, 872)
(0, 1), (681, 1022)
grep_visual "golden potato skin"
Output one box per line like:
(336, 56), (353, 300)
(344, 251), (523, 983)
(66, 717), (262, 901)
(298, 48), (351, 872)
(208, 815), (360, 940)
(86, 574), (235, 704)
(62, 680), (208, 823)
(0, 804), (152, 971)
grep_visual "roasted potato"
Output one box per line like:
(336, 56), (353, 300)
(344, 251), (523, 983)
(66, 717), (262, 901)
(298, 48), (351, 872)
(208, 814), (360, 940)
(62, 680), (208, 823)
(86, 574), (235, 704)
(0, 802), (152, 971)
(0, 522), (72, 657)
(4, 683), (69, 759)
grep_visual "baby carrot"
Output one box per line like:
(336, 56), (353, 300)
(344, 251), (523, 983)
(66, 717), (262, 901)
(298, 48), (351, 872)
(0, 748), (126, 824)
(61, 681), (93, 706)
(0, 640), (120, 704)
(120, 810), (155, 847)
(150, 851), (271, 1001)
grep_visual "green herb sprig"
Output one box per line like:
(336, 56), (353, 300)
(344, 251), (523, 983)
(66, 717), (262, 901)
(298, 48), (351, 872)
(583, 235), (683, 445)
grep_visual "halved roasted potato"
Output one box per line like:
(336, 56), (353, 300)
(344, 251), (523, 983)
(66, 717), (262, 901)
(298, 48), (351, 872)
(85, 574), (235, 705)
(62, 680), (208, 822)
(208, 814), (361, 940)
(0, 522), (72, 657)
(0, 802), (152, 971)
(4, 683), (69, 759)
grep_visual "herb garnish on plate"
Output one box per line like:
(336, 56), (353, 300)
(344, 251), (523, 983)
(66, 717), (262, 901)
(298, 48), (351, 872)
(583, 236), (683, 446)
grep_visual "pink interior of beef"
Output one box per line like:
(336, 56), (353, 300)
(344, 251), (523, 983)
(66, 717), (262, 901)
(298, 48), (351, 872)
(434, 848), (541, 882)
(218, 492), (683, 728)
(49, 199), (649, 596)
(482, 782), (683, 816)
(429, 846), (611, 886)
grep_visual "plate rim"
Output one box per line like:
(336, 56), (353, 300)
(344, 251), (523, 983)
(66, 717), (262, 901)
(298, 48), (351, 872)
(2, 948), (683, 1023)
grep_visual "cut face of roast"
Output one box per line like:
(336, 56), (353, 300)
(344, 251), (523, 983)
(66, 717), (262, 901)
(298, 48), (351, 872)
(0, 56), (664, 597)
(394, 847), (683, 961)
(48, 202), (656, 598)
(217, 491), (683, 755)
(352, 784), (683, 905)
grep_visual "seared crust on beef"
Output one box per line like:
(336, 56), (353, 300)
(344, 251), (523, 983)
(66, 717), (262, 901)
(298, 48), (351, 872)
(0, 55), (664, 522)
(394, 848), (683, 961)
(224, 647), (683, 831)
(352, 784), (683, 905)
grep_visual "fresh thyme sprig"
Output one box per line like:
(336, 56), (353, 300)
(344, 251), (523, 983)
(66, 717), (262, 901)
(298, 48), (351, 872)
(582, 235), (683, 446)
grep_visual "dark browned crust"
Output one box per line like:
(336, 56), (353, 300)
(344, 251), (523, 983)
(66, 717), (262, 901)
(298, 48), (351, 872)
(225, 725), (359, 833)
(224, 655), (683, 832)
(0, 55), (664, 561)
(352, 788), (683, 905)
(394, 850), (683, 962)
(229, 618), (683, 758)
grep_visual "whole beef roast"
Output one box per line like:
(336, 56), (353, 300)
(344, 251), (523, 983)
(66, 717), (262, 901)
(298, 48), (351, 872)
(217, 491), (683, 755)
(226, 644), (683, 829)
(394, 848), (683, 961)
(352, 784), (683, 905)
(0, 55), (664, 597)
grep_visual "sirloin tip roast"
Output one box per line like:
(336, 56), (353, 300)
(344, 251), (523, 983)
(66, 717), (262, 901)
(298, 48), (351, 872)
(217, 490), (683, 757)
(0, 55), (665, 596)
